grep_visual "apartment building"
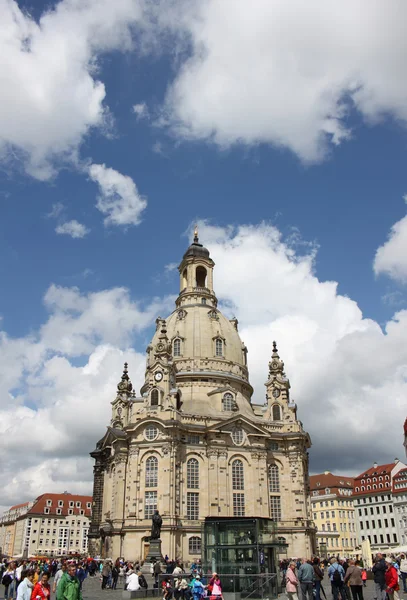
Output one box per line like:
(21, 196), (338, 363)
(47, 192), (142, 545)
(310, 472), (356, 556)
(0, 502), (32, 557)
(392, 466), (407, 547)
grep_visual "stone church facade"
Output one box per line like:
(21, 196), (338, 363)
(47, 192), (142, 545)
(88, 233), (316, 561)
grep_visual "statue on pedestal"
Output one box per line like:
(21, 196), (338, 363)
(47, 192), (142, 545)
(151, 510), (162, 540)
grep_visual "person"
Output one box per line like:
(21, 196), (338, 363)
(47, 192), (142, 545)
(16, 562), (27, 589)
(126, 570), (140, 592)
(3, 561), (17, 600)
(16, 570), (34, 600)
(344, 559), (363, 600)
(192, 574), (205, 600)
(361, 568), (367, 588)
(400, 554), (407, 594)
(372, 553), (387, 600)
(32, 566), (41, 586)
(56, 563), (82, 600)
(111, 562), (119, 590)
(101, 560), (112, 590)
(31, 571), (51, 600)
(52, 563), (66, 594)
(312, 558), (324, 600)
(285, 561), (299, 600)
(154, 560), (162, 588)
(162, 577), (173, 600)
(384, 556), (399, 600)
(174, 575), (189, 600)
(298, 558), (314, 600)
(138, 571), (148, 590)
(208, 573), (223, 600)
(328, 557), (346, 600)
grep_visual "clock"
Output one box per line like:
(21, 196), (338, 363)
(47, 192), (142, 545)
(272, 388), (280, 398)
(154, 371), (163, 382)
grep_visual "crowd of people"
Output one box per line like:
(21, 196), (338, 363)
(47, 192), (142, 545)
(282, 553), (407, 600)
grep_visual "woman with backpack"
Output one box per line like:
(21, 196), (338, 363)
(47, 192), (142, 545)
(2, 561), (17, 600)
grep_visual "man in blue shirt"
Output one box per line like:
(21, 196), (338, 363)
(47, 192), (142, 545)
(328, 557), (346, 600)
(298, 558), (314, 600)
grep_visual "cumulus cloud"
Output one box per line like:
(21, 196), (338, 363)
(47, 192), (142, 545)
(133, 103), (149, 120)
(89, 163), (147, 226)
(161, 0), (407, 161)
(0, 0), (145, 179)
(374, 213), (407, 284)
(55, 220), (90, 238)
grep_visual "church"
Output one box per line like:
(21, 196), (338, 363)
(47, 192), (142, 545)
(88, 231), (316, 562)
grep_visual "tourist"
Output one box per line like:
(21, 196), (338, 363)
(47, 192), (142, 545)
(400, 554), (407, 594)
(16, 569), (34, 600)
(344, 559), (363, 600)
(208, 573), (223, 600)
(298, 558), (314, 600)
(101, 560), (112, 590)
(56, 563), (82, 600)
(285, 561), (299, 600)
(31, 571), (51, 600)
(52, 563), (66, 594)
(162, 577), (173, 600)
(361, 567), (367, 587)
(192, 574), (205, 600)
(2, 561), (16, 600)
(312, 558), (324, 600)
(328, 557), (346, 600)
(111, 561), (120, 590)
(384, 557), (400, 600)
(32, 566), (41, 586)
(126, 570), (140, 591)
(372, 553), (387, 600)
(174, 575), (189, 600)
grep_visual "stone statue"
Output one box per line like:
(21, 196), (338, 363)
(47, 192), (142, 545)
(151, 509), (162, 539)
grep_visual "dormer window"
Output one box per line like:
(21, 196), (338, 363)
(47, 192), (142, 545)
(215, 338), (223, 357)
(173, 338), (181, 357)
(223, 393), (235, 411)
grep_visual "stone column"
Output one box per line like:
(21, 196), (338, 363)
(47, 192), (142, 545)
(88, 460), (105, 556)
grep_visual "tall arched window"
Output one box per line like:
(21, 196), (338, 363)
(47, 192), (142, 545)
(215, 338), (223, 357)
(269, 465), (280, 492)
(196, 266), (207, 288)
(173, 338), (181, 357)
(145, 456), (158, 487)
(187, 458), (199, 489)
(151, 389), (159, 406)
(232, 459), (244, 490)
(223, 393), (234, 411)
(272, 404), (281, 420)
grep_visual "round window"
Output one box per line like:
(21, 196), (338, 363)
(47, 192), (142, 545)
(145, 425), (158, 441)
(231, 428), (244, 445)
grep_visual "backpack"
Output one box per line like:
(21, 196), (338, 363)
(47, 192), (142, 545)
(2, 573), (12, 586)
(332, 566), (342, 586)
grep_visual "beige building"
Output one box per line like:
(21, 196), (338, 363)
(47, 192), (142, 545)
(89, 232), (316, 562)
(0, 502), (32, 557)
(310, 472), (356, 556)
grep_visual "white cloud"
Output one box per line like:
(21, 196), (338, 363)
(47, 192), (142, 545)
(161, 0), (407, 161)
(0, 0), (145, 179)
(374, 214), (407, 284)
(55, 220), (90, 238)
(89, 163), (147, 226)
(133, 103), (149, 119)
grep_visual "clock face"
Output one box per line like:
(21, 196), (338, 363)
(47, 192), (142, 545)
(154, 371), (163, 382)
(272, 388), (280, 398)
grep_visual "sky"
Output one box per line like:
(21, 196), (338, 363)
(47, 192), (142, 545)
(1, 0), (407, 513)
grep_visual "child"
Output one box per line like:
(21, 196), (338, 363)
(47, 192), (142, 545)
(361, 568), (367, 587)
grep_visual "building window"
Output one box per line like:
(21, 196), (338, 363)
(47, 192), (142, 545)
(56, 509), (62, 515)
(76, 502), (81, 508)
(189, 536), (201, 554)
(145, 425), (158, 441)
(46, 500), (52, 507)
(223, 393), (234, 411)
(270, 496), (281, 521)
(145, 456), (158, 488)
(232, 459), (244, 490)
(150, 389), (159, 407)
(215, 338), (223, 356)
(231, 429), (244, 445)
(173, 339), (181, 357)
(187, 458), (199, 489)
(187, 492), (199, 520)
(58, 501), (63, 507)
(201, 298), (207, 305)
(144, 491), (157, 519)
(269, 465), (280, 492)
(272, 405), (281, 421)
(44, 508), (50, 514)
(233, 493), (245, 516)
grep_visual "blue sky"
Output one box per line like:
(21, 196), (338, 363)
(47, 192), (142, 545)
(1, 0), (407, 508)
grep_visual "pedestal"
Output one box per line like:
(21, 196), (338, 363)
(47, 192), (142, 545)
(142, 538), (164, 579)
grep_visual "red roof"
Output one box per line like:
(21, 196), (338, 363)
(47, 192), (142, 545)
(27, 493), (92, 517)
(309, 472), (354, 493)
(9, 502), (30, 511)
(353, 462), (395, 496)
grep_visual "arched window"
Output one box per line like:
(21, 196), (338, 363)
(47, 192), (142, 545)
(173, 338), (181, 357)
(272, 404), (281, 421)
(215, 338), (223, 357)
(232, 459), (244, 490)
(223, 393), (234, 411)
(182, 268), (188, 289)
(189, 536), (201, 554)
(196, 266), (207, 288)
(269, 465), (280, 492)
(145, 456), (158, 487)
(151, 388), (159, 406)
(187, 458), (199, 489)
